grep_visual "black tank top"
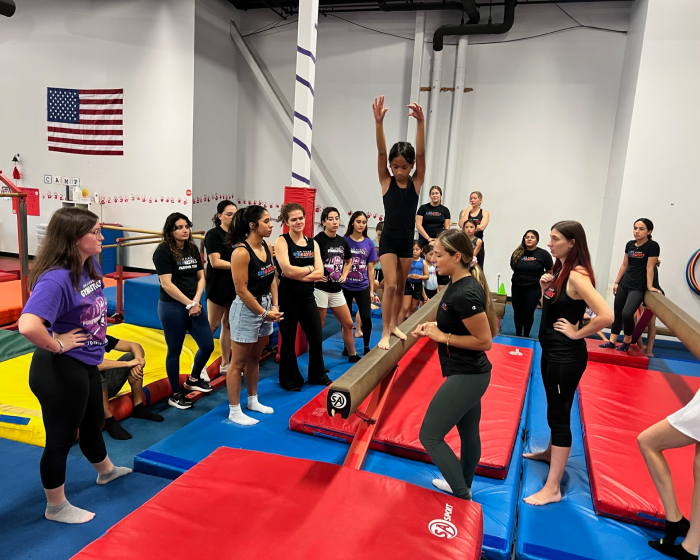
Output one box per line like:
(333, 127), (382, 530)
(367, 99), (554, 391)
(470, 208), (485, 239)
(382, 176), (419, 238)
(538, 275), (587, 362)
(235, 241), (274, 298)
(277, 233), (315, 296)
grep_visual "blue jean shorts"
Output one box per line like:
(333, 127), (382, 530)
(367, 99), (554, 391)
(229, 294), (274, 344)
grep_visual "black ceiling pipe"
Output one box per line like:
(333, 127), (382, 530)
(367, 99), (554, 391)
(461, 0), (480, 23)
(379, 1), (470, 13)
(0, 0), (16, 17)
(433, 0), (515, 51)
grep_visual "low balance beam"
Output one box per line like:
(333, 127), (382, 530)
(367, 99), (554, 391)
(644, 291), (700, 361)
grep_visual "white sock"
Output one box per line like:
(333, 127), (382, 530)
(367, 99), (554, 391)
(247, 395), (274, 414)
(197, 365), (210, 382)
(432, 479), (453, 494)
(228, 404), (258, 425)
(220, 364), (229, 374)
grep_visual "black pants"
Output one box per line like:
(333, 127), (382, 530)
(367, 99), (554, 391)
(419, 372), (491, 499)
(343, 287), (372, 348)
(611, 284), (645, 337)
(511, 283), (541, 337)
(278, 290), (326, 391)
(476, 239), (485, 270)
(541, 353), (587, 448)
(157, 300), (215, 394)
(29, 349), (107, 489)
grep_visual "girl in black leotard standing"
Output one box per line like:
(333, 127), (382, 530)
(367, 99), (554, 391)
(458, 191), (489, 270)
(372, 95), (426, 350)
(523, 220), (613, 507)
(274, 203), (331, 391)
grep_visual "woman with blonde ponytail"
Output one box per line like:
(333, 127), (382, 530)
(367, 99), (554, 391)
(412, 229), (497, 501)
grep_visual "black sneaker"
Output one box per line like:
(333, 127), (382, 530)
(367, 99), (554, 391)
(184, 377), (213, 393)
(168, 393), (193, 410)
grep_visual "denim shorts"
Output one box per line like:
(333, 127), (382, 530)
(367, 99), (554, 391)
(229, 294), (274, 343)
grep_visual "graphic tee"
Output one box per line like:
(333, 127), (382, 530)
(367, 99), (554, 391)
(436, 275), (492, 376)
(343, 236), (378, 291)
(314, 232), (351, 294)
(153, 242), (204, 303)
(22, 259), (108, 365)
(620, 239), (660, 291)
(511, 248), (553, 286)
(416, 203), (451, 240)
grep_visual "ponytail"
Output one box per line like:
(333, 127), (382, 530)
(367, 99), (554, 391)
(227, 204), (267, 245)
(212, 200), (236, 227)
(436, 229), (499, 337)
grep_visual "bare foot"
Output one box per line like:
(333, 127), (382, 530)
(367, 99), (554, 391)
(523, 486), (561, 506)
(355, 329), (363, 339)
(523, 449), (551, 464)
(391, 327), (407, 341)
(378, 333), (391, 350)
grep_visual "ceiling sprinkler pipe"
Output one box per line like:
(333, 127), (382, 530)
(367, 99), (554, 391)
(433, 0), (516, 51)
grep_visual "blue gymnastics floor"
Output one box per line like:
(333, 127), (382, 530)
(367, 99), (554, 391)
(134, 325), (535, 560)
(516, 345), (666, 560)
(0, 438), (170, 560)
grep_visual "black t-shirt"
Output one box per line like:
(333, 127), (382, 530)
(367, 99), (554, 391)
(314, 232), (352, 294)
(277, 233), (316, 297)
(620, 239), (660, 291)
(205, 226), (236, 304)
(153, 242), (203, 303)
(234, 241), (275, 298)
(538, 276), (587, 363)
(436, 276), (492, 376)
(105, 335), (119, 353)
(417, 203), (451, 239)
(511, 248), (553, 286)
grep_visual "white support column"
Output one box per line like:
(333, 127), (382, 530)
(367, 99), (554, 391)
(443, 36), (468, 210)
(406, 11), (426, 143)
(291, 0), (319, 188)
(421, 49), (443, 205)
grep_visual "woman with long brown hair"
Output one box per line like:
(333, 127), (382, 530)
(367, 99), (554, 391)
(412, 229), (498, 500)
(19, 207), (131, 524)
(523, 220), (613, 506)
(458, 191), (489, 269)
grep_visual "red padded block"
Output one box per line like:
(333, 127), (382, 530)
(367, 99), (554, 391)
(585, 338), (648, 369)
(579, 363), (700, 526)
(0, 271), (18, 282)
(0, 260), (20, 274)
(74, 448), (483, 560)
(290, 339), (533, 479)
(107, 394), (134, 422)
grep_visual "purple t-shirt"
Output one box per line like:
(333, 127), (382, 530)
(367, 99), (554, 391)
(22, 259), (108, 365)
(344, 236), (378, 291)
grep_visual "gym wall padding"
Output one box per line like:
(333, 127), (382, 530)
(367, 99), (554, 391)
(578, 362), (700, 526)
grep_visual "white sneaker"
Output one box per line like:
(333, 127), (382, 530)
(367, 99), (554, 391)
(220, 364), (229, 375)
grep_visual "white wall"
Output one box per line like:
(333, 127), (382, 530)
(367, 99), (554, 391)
(0, 0), (195, 268)
(192, 0), (240, 231)
(608, 0), (700, 319)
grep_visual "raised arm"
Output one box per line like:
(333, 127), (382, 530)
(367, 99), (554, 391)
(458, 205), (474, 228)
(409, 102), (426, 192)
(373, 95), (392, 192)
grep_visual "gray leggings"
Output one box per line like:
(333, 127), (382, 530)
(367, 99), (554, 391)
(419, 372), (491, 499)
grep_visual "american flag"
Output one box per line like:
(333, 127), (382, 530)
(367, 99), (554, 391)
(47, 88), (123, 156)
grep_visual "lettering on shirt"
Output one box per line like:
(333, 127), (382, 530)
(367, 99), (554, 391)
(177, 256), (198, 271)
(521, 257), (537, 262)
(544, 287), (556, 300)
(441, 303), (448, 311)
(292, 250), (314, 258)
(80, 278), (102, 297)
(324, 246), (346, 282)
(425, 211), (443, 217)
(628, 251), (645, 259)
(258, 263), (275, 278)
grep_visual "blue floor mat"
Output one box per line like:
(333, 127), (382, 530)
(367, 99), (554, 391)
(135, 325), (535, 560)
(516, 347), (664, 560)
(0, 438), (170, 560)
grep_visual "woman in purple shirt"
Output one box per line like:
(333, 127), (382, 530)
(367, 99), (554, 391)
(19, 208), (131, 525)
(343, 211), (379, 356)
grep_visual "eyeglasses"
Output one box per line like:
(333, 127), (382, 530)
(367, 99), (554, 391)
(90, 229), (102, 237)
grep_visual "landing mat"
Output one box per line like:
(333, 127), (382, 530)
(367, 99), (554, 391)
(585, 338), (648, 369)
(290, 338), (533, 479)
(76, 448), (484, 560)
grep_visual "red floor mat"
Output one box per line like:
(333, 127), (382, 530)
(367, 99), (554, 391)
(74, 448), (483, 560)
(579, 363), (700, 526)
(585, 338), (648, 369)
(290, 339), (533, 479)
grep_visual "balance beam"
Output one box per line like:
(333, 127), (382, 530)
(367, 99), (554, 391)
(327, 292), (445, 419)
(644, 291), (700, 361)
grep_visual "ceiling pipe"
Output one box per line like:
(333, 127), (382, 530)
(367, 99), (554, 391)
(461, 0), (480, 23)
(0, 0), (16, 17)
(421, 48), (443, 206)
(433, 0), (516, 51)
(443, 35), (468, 211)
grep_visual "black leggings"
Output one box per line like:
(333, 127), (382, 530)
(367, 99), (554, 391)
(278, 290), (326, 391)
(29, 349), (107, 489)
(611, 284), (645, 337)
(541, 353), (587, 448)
(511, 283), (541, 337)
(419, 372), (491, 499)
(343, 287), (372, 348)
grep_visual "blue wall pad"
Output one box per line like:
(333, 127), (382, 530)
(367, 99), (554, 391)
(103, 285), (117, 316)
(516, 348), (665, 560)
(135, 327), (535, 560)
(0, 438), (169, 560)
(123, 275), (163, 330)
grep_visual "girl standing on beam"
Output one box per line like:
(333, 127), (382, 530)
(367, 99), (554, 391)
(372, 95), (425, 350)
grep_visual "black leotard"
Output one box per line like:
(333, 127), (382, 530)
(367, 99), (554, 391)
(378, 176), (419, 259)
